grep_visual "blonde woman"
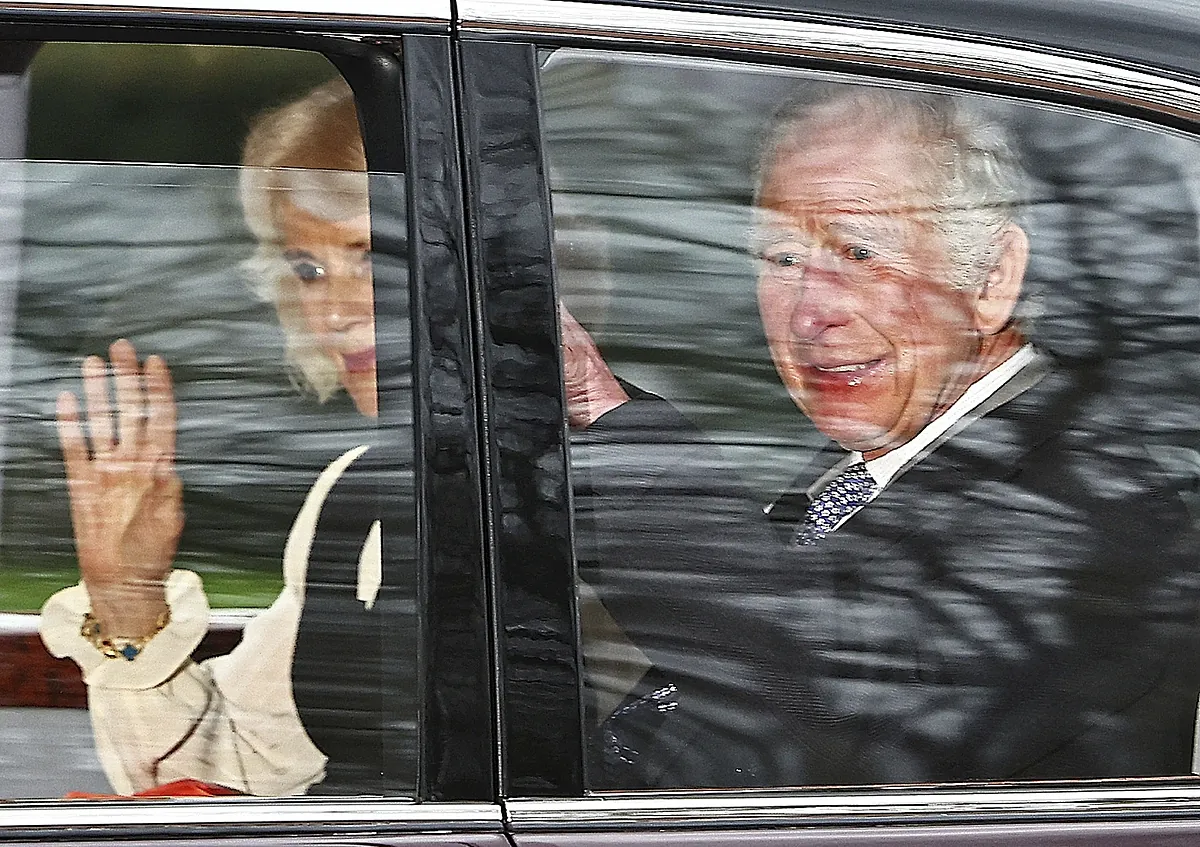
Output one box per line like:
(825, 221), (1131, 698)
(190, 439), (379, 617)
(40, 78), (389, 797)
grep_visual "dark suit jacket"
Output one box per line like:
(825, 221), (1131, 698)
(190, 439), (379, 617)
(578, 363), (1200, 789)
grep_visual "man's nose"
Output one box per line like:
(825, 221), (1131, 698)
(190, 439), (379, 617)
(789, 248), (852, 341)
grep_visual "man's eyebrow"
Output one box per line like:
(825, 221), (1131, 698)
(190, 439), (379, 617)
(746, 222), (807, 250)
(749, 205), (808, 230)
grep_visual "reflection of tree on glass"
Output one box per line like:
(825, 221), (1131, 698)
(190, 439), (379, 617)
(39, 78), (403, 796)
(571, 86), (1200, 788)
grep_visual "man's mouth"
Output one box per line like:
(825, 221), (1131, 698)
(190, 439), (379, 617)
(340, 347), (376, 374)
(814, 361), (875, 373)
(802, 357), (885, 387)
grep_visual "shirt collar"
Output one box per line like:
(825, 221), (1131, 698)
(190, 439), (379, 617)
(808, 343), (1040, 496)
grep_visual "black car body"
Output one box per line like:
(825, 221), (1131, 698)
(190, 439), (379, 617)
(0, 0), (1199, 843)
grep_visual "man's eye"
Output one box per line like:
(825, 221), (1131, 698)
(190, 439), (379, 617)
(290, 260), (326, 283)
(846, 244), (874, 261)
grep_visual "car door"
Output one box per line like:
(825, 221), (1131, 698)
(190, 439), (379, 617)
(0, 0), (501, 843)
(457, 0), (1200, 843)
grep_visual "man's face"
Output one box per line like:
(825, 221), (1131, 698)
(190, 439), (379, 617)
(755, 119), (986, 458)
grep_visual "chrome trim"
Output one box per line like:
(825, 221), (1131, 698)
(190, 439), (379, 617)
(476, 0), (1200, 831)
(0, 609), (251, 634)
(459, 0), (1200, 125)
(0, 799), (501, 836)
(506, 784), (1200, 830)
(0, 0), (448, 26)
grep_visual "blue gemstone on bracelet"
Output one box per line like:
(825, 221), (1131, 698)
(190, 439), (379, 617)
(119, 644), (140, 661)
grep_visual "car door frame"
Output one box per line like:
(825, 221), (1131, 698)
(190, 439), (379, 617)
(0, 0), (501, 840)
(455, 0), (1200, 842)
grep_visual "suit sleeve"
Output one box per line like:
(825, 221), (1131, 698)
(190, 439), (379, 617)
(573, 391), (844, 788)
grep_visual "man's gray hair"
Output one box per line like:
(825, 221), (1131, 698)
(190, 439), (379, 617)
(757, 84), (1029, 289)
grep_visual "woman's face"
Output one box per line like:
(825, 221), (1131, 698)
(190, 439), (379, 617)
(277, 199), (378, 418)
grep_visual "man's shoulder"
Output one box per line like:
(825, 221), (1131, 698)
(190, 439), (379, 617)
(913, 359), (1195, 531)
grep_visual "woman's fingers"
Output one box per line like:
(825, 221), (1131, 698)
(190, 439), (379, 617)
(110, 338), (146, 458)
(75, 339), (159, 461)
(67, 341), (176, 467)
(80, 354), (115, 456)
(59, 344), (183, 599)
(55, 391), (93, 535)
(55, 391), (88, 478)
(144, 354), (177, 463)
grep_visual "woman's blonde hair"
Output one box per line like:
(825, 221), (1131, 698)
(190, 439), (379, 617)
(239, 76), (368, 402)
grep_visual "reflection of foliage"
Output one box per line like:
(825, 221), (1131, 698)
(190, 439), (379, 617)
(1, 165), (399, 595)
(544, 59), (834, 495)
(27, 43), (338, 165)
(2, 44), (375, 599)
(544, 54), (1200, 499)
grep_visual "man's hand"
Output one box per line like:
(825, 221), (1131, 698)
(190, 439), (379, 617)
(560, 303), (629, 429)
(56, 339), (183, 637)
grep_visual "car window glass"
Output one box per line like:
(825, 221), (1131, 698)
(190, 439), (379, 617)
(0, 42), (416, 801)
(541, 48), (1200, 791)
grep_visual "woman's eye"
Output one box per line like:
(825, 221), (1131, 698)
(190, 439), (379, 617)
(290, 260), (326, 283)
(762, 250), (803, 269)
(846, 244), (874, 261)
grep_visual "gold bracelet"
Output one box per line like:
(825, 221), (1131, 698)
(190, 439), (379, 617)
(80, 607), (171, 661)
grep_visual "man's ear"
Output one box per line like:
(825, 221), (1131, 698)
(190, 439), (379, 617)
(973, 222), (1029, 335)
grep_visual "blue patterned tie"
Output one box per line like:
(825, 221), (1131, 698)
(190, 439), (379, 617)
(795, 462), (877, 546)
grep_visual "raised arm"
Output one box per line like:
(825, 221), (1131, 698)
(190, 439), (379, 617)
(42, 340), (325, 795)
(560, 302), (630, 429)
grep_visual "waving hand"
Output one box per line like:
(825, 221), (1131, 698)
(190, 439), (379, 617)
(56, 339), (183, 636)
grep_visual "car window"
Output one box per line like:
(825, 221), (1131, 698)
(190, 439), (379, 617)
(0, 41), (416, 801)
(541, 47), (1200, 791)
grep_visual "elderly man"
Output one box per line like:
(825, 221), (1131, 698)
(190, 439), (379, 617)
(568, 86), (1200, 789)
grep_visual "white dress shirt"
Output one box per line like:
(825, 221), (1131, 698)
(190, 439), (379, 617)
(806, 344), (1040, 533)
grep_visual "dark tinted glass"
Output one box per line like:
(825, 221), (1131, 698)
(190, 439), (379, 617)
(542, 49), (1200, 791)
(1, 42), (416, 801)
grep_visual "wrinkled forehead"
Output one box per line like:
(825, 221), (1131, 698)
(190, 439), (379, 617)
(759, 104), (939, 204)
(752, 178), (940, 239)
(271, 168), (370, 224)
(752, 199), (940, 232)
(754, 123), (941, 234)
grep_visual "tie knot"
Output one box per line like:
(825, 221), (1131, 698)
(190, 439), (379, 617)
(795, 462), (876, 546)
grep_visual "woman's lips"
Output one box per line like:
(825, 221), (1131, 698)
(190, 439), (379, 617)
(340, 347), (376, 374)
